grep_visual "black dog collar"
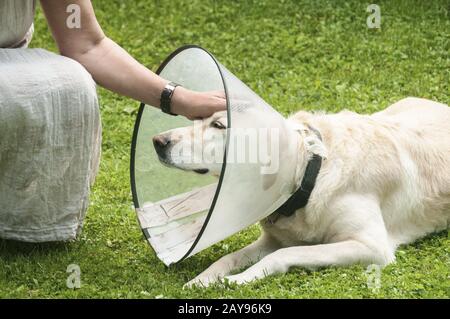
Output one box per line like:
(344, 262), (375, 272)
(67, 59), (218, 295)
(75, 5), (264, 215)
(273, 127), (323, 217)
(160, 82), (180, 116)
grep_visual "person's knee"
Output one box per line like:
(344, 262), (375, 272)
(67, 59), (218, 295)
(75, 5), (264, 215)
(0, 49), (100, 139)
(51, 55), (100, 130)
(58, 56), (98, 106)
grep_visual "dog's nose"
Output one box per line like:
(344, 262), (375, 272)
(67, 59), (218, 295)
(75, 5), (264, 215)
(153, 135), (170, 151)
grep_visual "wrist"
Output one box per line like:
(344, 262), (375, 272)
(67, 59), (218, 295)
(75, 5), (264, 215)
(160, 81), (180, 116)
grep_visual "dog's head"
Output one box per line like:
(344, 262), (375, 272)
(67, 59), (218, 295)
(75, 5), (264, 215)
(153, 111), (228, 176)
(152, 108), (314, 191)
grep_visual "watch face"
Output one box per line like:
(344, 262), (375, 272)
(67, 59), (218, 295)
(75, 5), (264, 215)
(167, 82), (178, 90)
(131, 46), (294, 266)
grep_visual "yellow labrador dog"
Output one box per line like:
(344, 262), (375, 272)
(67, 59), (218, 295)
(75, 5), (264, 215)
(152, 97), (450, 287)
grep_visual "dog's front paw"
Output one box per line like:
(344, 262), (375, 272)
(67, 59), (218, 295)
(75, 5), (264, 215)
(223, 273), (255, 286)
(184, 275), (222, 289)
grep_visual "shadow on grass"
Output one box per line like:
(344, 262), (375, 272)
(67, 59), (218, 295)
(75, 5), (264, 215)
(0, 238), (75, 258)
(404, 230), (449, 248)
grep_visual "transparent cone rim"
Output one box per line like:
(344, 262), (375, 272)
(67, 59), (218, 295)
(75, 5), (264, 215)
(130, 45), (231, 265)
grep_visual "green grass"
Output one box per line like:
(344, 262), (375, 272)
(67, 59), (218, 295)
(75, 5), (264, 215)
(1, 0), (449, 298)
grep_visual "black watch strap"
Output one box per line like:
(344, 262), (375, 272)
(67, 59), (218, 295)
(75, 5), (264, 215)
(160, 82), (180, 116)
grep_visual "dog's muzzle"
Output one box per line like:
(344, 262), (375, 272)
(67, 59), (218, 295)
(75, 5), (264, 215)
(152, 134), (171, 160)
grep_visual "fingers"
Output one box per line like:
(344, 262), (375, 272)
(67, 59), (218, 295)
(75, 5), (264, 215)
(197, 104), (224, 119)
(187, 91), (227, 119)
(173, 88), (227, 120)
(207, 90), (226, 99)
(210, 96), (227, 112)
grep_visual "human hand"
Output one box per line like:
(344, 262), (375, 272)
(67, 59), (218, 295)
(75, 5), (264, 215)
(170, 86), (227, 120)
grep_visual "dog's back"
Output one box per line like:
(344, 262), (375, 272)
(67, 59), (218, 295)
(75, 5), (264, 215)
(292, 98), (449, 247)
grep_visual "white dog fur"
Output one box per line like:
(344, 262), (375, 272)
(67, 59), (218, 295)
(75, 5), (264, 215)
(153, 97), (450, 287)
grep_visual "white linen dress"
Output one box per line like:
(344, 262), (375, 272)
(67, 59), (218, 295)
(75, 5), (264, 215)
(0, 0), (102, 241)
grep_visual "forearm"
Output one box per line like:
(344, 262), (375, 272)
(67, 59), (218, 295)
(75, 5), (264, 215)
(41, 0), (226, 119)
(68, 36), (167, 107)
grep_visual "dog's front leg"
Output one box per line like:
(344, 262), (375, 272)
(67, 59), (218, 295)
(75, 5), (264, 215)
(224, 240), (392, 285)
(185, 233), (280, 288)
(225, 194), (395, 285)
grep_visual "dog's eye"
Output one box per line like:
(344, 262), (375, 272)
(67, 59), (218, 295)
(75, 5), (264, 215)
(211, 121), (226, 130)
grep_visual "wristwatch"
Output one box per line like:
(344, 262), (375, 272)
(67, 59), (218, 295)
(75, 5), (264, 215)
(160, 82), (180, 116)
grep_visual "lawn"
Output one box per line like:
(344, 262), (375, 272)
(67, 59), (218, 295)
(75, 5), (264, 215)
(0, 0), (449, 298)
